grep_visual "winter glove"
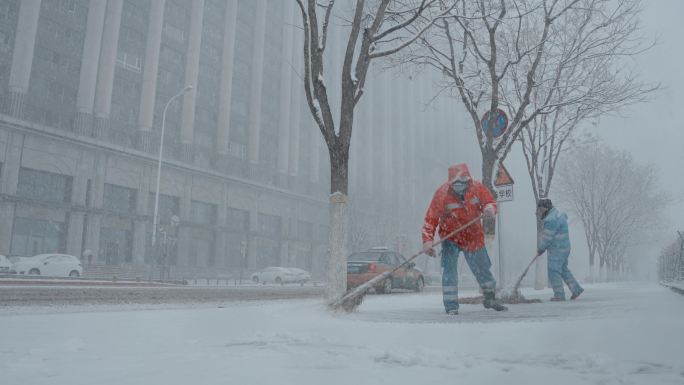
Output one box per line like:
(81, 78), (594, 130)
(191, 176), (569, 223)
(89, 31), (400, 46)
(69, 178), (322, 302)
(483, 203), (496, 218)
(422, 242), (436, 257)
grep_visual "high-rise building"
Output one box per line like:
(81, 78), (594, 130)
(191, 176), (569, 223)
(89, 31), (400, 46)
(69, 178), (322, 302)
(0, 0), (464, 279)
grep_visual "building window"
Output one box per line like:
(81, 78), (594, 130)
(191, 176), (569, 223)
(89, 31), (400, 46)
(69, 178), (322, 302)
(103, 184), (137, 215)
(189, 228), (215, 267)
(11, 217), (66, 256)
(17, 168), (72, 204)
(148, 193), (180, 224)
(226, 207), (249, 232)
(258, 213), (281, 239)
(99, 227), (133, 265)
(190, 200), (216, 226)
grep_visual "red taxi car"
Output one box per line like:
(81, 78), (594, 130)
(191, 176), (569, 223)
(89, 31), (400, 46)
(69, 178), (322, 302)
(346, 247), (424, 294)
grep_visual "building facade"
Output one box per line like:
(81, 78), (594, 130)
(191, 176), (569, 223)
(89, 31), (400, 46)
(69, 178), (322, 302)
(0, 0), (465, 278)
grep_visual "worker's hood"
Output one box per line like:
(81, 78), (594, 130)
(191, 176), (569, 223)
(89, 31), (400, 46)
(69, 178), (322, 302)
(448, 163), (472, 183)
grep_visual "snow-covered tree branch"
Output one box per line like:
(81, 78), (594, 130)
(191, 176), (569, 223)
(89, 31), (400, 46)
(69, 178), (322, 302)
(398, 0), (655, 192)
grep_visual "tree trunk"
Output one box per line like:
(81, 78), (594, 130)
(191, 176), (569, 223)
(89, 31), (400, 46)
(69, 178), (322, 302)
(534, 215), (547, 289)
(481, 151), (497, 191)
(325, 150), (349, 301)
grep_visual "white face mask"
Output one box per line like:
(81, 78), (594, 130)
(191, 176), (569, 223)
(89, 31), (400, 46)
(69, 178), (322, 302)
(451, 181), (468, 195)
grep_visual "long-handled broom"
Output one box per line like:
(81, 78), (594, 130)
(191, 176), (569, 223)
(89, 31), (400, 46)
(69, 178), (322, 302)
(498, 253), (543, 303)
(329, 215), (483, 312)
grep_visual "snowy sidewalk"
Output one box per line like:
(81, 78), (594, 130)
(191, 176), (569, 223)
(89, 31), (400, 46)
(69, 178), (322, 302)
(1, 282), (682, 385)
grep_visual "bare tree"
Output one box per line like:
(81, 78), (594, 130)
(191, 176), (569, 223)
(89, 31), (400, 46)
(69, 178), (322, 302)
(400, 0), (653, 192)
(659, 232), (684, 282)
(517, 0), (658, 284)
(295, 0), (453, 300)
(519, 0), (655, 210)
(557, 143), (667, 281)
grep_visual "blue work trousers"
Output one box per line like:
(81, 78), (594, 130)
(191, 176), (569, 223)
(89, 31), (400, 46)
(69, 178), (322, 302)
(547, 252), (583, 300)
(441, 240), (497, 312)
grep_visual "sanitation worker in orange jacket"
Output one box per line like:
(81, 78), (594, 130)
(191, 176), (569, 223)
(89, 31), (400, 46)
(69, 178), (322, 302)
(422, 163), (507, 314)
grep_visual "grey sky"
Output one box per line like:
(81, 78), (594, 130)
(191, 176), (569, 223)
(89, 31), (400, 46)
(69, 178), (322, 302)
(598, 0), (684, 230)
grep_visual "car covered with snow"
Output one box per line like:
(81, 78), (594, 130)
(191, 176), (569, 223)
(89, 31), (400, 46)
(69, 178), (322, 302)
(0, 254), (15, 274)
(13, 254), (82, 277)
(251, 267), (311, 285)
(347, 247), (424, 293)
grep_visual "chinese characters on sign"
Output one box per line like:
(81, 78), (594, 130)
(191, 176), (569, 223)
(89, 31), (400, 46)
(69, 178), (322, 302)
(495, 185), (514, 202)
(493, 163), (514, 203)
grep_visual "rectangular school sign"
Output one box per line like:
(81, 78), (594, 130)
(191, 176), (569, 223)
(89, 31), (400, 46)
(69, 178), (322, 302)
(495, 184), (514, 202)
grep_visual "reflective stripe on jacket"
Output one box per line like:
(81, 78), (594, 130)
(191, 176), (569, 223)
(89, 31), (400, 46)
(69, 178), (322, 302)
(422, 165), (496, 252)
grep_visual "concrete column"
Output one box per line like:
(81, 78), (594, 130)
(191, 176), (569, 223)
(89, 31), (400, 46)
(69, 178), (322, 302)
(85, 153), (106, 261)
(372, 75), (386, 199)
(363, 76), (374, 199)
(0, 132), (22, 196)
(66, 150), (91, 258)
(0, 201), (16, 255)
(247, 200), (259, 270)
(383, 76), (393, 205)
(138, 0), (166, 152)
(93, 0), (124, 138)
(247, 0), (267, 166)
(398, 81), (410, 206)
(132, 166), (151, 264)
(67, 213), (85, 257)
(131, 220), (146, 265)
(75, 0), (107, 136)
(288, 37), (303, 180)
(7, 0), (41, 118)
(390, 81), (402, 208)
(216, 0), (238, 157)
(180, 0), (204, 163)
(0, 132), (23, 254)
(408, 79), (417, 207)
(280, 214), (290, 267)
(214, 183), (228, 268)
(276, 2), (296, 187)
(177, 175), (193, 266)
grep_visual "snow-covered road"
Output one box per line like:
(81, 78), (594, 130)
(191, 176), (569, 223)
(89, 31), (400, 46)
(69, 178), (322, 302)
(1, 282), (682, 385)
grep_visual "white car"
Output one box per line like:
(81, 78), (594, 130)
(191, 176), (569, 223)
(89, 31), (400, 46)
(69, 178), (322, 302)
(13, 254), (83, 278)
(251, 267), (311, 285)
(0, 254), (14, 274)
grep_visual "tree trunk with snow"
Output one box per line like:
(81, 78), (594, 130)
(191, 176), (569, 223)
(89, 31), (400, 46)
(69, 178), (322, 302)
(295, 0), (450, 302)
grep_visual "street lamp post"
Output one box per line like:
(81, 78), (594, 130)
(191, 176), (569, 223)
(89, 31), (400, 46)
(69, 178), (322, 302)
(151, 85), (193, 254)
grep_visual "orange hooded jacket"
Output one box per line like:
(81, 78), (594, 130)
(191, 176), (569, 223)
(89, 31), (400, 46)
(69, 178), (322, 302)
(421, 163), (497, 252)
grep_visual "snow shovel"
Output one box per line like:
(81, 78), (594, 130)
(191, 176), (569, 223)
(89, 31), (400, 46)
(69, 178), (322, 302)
(329, 215), (483, 312)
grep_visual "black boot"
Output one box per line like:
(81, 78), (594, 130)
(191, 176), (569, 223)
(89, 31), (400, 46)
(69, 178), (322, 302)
(483, 291), (508, 312)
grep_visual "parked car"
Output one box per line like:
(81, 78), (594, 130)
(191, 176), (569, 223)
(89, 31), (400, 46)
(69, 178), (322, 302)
(250, 267), (311, 285)
(0, 254), (15, 274)
(424, 271), (442, 286)
(13, 254), (82, 277)
(347, 247), (425, 294)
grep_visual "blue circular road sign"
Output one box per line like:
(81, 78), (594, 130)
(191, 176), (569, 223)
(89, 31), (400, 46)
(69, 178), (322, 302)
(481, 109), (508, 138)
